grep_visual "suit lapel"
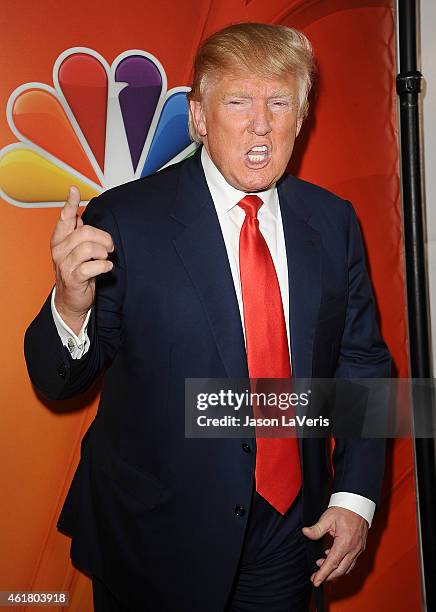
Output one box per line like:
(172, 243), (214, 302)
(170, 154), (321, 381)
(278, 176), (322, 379)
(171, 151), (248, 379)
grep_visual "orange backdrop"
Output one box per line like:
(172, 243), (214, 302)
(0, 0), (421, 610)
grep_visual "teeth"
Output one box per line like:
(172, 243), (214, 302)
(247, 146), (268, 163)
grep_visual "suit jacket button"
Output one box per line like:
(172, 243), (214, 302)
(234, 505), (245, 517)
(241, 443), (251, 453)
(58, 363), (67, 378)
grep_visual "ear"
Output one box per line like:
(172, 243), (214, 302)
(189, 100), (207, 138)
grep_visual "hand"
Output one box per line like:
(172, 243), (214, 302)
(302, 506), (368, 587)
(51, 186), (114, 334)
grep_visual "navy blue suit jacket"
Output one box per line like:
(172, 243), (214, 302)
(24, 148), (391, 610)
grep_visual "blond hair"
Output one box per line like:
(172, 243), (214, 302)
(187, 23), (315, 142)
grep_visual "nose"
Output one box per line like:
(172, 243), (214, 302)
(249, 102), (272, 136)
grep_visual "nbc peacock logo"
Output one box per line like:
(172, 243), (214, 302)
(0, 48), (196, 207)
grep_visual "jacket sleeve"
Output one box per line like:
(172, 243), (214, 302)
(331, 202), (392, 505)
(24, 194), (126, 400)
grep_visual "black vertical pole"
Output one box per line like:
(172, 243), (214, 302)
(396, 1), (436, 610)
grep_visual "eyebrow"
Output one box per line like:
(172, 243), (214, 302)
(223, 91), (294, 99)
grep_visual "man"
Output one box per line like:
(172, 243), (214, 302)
(24, 23), (391, 612)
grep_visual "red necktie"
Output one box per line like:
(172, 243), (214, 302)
(238, 194), (302, 515)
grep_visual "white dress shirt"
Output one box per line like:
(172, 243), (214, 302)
(51, 146), (376, 526)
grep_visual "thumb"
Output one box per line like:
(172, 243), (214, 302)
(302, 519), (330, 540)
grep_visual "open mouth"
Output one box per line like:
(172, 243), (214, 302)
(245, 145), (270, 165)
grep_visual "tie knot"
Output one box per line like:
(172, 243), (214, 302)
(238, 195), (263, 218)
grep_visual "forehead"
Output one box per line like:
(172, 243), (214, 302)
(208, 69), (297, 97)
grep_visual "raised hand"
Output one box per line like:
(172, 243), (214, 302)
(51, 186), (114, 335)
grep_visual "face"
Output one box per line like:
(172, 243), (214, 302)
(190, 69), (302, 192)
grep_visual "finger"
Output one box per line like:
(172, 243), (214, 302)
(315, 546), (333, 566)
(314, 529), (366, 585)
(302, 520), (329, 540)
(53, 225), (114, 262)
(324, 552), (356, 582)
(52, 186), (81, 246)
(302, 508), (340, 541)
(345, 558), (358, 575)
(66, 241), (112, 271)
(75, 259), (113, 282)
(313, 550), (356, 586)
(311, 540), (348, 586)
(73, 225), (114, 252)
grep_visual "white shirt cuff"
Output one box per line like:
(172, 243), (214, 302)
(328, 492), (376, 527)
(51, 287), (91, 359)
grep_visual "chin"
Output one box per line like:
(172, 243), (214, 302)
(240, 174), (274, 193)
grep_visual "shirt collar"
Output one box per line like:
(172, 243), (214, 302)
(201, 146), (277, 217)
